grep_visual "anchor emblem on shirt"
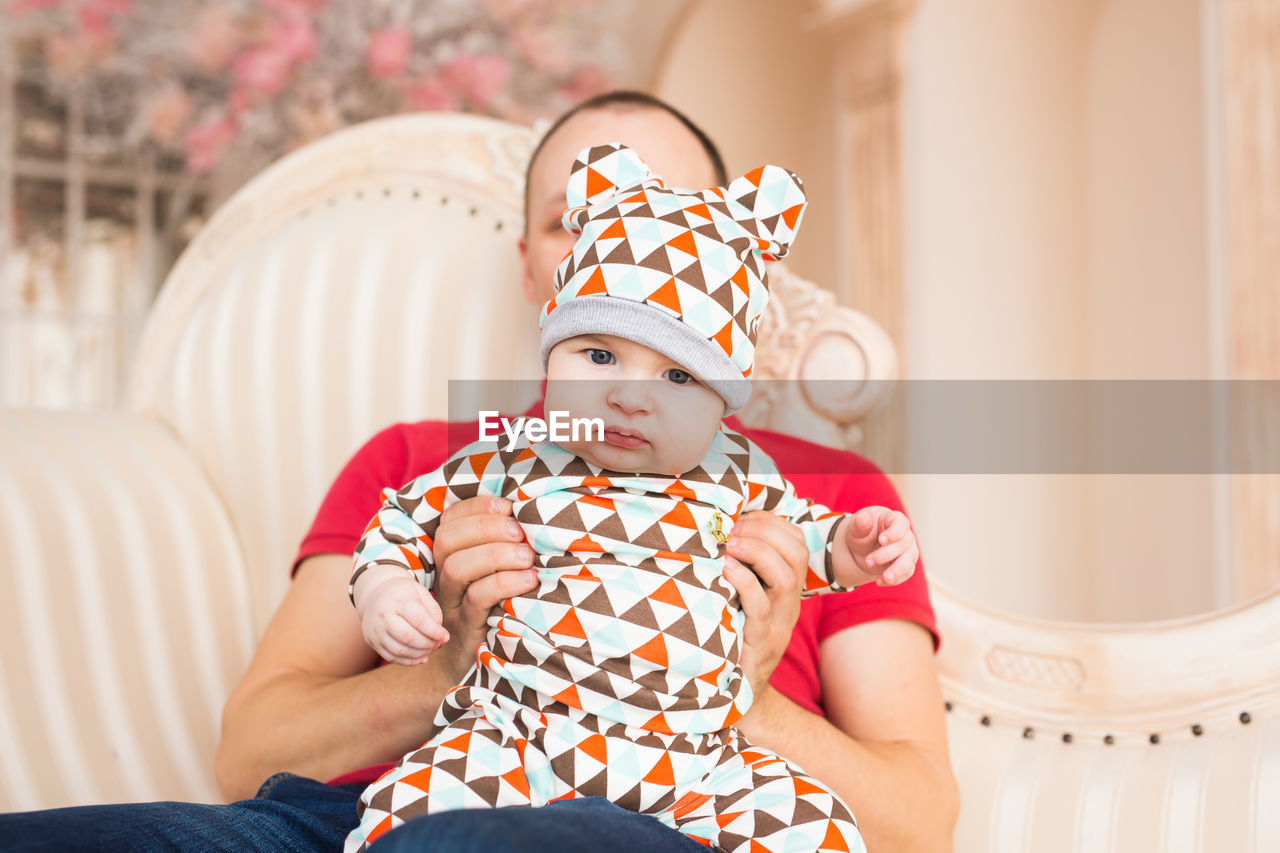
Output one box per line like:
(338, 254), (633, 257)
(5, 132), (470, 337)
(709, 510), (729, 544)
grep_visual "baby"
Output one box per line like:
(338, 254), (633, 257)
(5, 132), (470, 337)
(344, 144), (916, 853)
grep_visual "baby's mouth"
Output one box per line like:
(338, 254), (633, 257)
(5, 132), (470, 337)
(603, 426), (649, 449)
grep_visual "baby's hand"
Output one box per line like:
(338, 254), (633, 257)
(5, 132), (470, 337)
(357, 575), (450, 665)
(844, 506), (918, 586)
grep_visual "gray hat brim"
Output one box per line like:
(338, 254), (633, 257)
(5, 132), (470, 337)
(540, 297), (751, 414)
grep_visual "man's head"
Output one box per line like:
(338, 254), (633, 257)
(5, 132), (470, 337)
(520, 91), (726, 307)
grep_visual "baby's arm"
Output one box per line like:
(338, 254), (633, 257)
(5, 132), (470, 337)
(350, 473), (452, 665)
(350, 442), (516, 664)
(829, 506), (919, 589)
(742, 447), (917, 593)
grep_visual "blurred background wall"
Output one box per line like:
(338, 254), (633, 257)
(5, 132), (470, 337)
(2, 0), (1274, 626)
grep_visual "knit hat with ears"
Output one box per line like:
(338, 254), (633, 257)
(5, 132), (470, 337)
(538, 143), (807, 414)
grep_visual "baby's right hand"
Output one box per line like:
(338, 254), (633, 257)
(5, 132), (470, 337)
(357, 576), (450, 665)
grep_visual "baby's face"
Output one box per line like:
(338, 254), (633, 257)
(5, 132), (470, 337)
(545, 334), (726, 476)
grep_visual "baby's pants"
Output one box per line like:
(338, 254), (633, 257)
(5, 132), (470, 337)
(346, 684), (863, 853)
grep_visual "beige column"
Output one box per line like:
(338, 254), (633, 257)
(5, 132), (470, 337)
(1221, 0), (1280, 600)
(825, 0), (917, 473)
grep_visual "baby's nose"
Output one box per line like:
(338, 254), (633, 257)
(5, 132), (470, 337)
(606, 380), (654, 414)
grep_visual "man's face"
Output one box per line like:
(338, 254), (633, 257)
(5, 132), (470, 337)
(520, 108), (720, 306)
(544, 334), (725, 476)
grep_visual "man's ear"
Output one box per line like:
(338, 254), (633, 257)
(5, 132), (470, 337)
(518, 234), (539, 305)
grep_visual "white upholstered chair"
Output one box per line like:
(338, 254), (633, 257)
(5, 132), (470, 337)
(0, 113), (1276, 852)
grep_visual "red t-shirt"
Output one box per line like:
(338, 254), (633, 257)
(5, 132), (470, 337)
(294, 415), (938, 786)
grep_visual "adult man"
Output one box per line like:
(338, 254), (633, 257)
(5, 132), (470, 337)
(4, 93), (957, 852)
(219, 91), (955, 850)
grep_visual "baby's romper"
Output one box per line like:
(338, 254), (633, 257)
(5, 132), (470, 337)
(344, 426), (865, 853)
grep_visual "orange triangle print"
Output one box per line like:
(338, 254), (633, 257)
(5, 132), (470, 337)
(712, 320), (735, 354)
(469, 451), (496, 478)
(586, 166), (611, 200)
(550, 608), (587, 640)
(671, 791), (713, 819)
(664, 481), (696, 500)
(579, 266), (608, 295)
(398, 765), (433, 791)
(634, 632), (669, 667)
(648, 277), (682, 314)
(368, 814), (396, 843)
(697, 661), (726, 685)
(600, 218), (627, 240)
(743, 166), (765, 187)
(568, 534), (604, 553)
(440, 730), (472, 753)
(425, 485), (448, 511)
(821, 820), (851, 852)
(716, 810), (746, 829)
(500, 767), (530, 799)
(730, 264), (751, 295)
(650, 578), (686, 609)
(782, 203), (804, 228)
(793, 776), (827, 797)
(578, 732), (608, 763)
(642, 752), (676, 785)
(666, 229), (698, 257)
(397, 545), (424, 574)
(553, 682), (583, 708)
(659, 500), (696, 528)
(686, 201), (712, 222)
(582, 476), (612, 488)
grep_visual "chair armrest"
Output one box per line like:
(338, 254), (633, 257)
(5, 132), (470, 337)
(935, 580), (1280, 851)
(0, 410), (252, 809)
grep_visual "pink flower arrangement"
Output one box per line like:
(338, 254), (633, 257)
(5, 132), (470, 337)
(366, 28), (411, 80)
(185, 5), (239, 73)
(183, 117), (240, 174)
(404, 75), (460, 112)
(442, 53), (512, 111)
(141, 84), (193, 145)
(17, 0), (617, 176)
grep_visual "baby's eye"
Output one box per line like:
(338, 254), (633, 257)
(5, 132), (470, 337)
(587, 349), (614, 365)
(665, 368), (694, 385)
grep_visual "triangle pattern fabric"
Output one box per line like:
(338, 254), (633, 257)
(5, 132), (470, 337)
(544, 144), (808, 412)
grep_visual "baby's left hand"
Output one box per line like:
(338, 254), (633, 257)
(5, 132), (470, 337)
(844, 506), (918, 586)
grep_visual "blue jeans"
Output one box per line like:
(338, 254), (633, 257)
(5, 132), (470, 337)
(0, 773), (708, 852)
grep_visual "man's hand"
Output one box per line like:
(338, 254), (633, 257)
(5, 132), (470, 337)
(838, 506), (919, 588)
(430, 496), (538, 681)
(720, 511), (808, 699)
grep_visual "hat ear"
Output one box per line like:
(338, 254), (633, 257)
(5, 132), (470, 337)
(561, 143), (660, 237)
(565, 142), (659, 211)
(725, 165), (807, 260)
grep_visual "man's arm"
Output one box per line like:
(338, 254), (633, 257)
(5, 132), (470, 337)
(215, 500), (536, 802)
(725, 505), (957, 851)
(216, 554), (456, 800)
(736, 618), (958, 852)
